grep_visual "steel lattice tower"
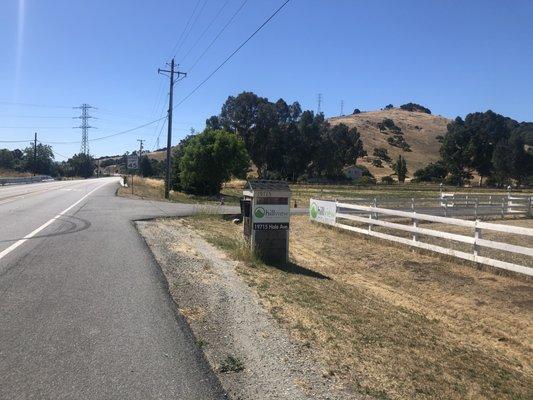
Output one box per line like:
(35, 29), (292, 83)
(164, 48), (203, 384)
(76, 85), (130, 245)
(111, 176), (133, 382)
(74, 104), (96, 155)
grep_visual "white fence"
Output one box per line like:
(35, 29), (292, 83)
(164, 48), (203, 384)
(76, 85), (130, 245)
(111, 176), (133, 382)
(309, 198), (533, 276)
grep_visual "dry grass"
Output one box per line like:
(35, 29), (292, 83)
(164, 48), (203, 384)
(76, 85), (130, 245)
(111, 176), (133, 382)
(330, 109), (449, 178)
(117, 176), (239, 204)
(187, 215), (533, 400)
(0, 168), (32, 177)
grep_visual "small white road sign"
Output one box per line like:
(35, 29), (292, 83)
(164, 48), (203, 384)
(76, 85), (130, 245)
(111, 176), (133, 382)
(127, 155), (139, 170)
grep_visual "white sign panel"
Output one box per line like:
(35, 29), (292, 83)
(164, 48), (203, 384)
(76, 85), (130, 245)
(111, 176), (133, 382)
(309, 199), (336, 226)
(252, 204), (290, 230)
(127, 155), (139, 170)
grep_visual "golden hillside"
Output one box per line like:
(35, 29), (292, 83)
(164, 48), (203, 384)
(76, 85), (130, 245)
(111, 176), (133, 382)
(329, 108), (450, 178)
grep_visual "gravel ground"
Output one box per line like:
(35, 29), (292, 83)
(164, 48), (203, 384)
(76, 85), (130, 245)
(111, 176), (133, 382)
(137, 219), (362, 400)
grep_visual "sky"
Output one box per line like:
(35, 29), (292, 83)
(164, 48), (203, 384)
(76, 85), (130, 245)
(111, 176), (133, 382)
(1, 0), (532, 160)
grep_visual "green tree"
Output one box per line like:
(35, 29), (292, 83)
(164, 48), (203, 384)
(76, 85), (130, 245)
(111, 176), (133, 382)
(139, 156), (153, 177)
(413, 161), (447, 182)
(67, 153), (94, 178)
(22, 144), (55, 175)
(491, 140), (512, 187)
(392, 154), (408, 183)
(0, 149), (15, 169)
(179, 129), (250, 195)
(507, 132), (533, 186)
(440, 117), (473, 185)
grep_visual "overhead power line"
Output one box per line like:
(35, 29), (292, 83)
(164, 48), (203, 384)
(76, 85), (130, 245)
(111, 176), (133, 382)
(0, 101), (71, 109)
(170, 0), (203, 56)
(0, 139), (34, 143)
(173, 0), (210, 59)
(188, 0), (248, 73)
(175, 0), (290, 108)
(23, 0), (289, 149)
(179, 0), (231, 65)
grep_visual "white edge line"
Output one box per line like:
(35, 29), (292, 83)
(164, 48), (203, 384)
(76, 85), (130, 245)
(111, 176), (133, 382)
(0, 181), (111, 261)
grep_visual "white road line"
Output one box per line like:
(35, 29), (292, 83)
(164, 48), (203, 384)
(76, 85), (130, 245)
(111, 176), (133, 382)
(0, 181), (110, 261)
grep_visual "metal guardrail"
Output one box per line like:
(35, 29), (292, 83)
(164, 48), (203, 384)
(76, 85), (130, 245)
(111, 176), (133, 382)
(0, 175), (54, 186)
(310, 198), (533, 276)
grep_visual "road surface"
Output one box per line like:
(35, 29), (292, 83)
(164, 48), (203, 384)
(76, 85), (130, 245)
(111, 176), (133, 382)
(0, 178), (231, 399)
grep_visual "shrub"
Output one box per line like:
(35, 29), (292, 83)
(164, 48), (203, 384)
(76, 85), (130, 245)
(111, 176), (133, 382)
(356, 175), (376, 185)
(179, 129), (250, 195)
(353, 108), (361, 114)
(413, 162), (447, 183)
(381, 175), (394, 184)
(400, 102), (431, 114)
(373, 147), (391, 163)
(372, 158), (383, 167)
(387, 135), (411, 151)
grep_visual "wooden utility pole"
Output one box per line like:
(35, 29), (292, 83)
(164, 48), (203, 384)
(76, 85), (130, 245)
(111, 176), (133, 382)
(33, 132), (37, 176)
(158, 58), (186, 199)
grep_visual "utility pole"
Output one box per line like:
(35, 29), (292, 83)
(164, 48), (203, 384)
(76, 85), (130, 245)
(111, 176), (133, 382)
(137, 139), (144, 175)
(158, 58), (187, 199)
(137, 139), (144, 158)
(33, 132), (37, 176)
(317, 93), (322, 114)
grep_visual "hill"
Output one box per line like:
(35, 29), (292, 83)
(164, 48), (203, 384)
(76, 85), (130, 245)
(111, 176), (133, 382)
(329, 108), (450, 178)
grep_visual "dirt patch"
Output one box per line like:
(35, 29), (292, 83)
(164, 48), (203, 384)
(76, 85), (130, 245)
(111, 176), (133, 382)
(185, 215), (533, 400)
(137, 219), (358, 400)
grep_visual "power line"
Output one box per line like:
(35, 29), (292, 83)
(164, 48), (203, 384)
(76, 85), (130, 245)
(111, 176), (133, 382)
(175, 0), (290, 109)
(170, 0), (203, 56)
(0, 139), (34, 143)
(14, 0), (289, 150)
(173, 0), (210, 59)
(188, 0), (248, 73)
(0, 126), (72, 129)
(179, 0), (230, 65)
(0, 101), (71, 109)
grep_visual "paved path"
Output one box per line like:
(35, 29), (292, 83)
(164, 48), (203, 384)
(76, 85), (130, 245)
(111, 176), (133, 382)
(0, 178), (232, 399)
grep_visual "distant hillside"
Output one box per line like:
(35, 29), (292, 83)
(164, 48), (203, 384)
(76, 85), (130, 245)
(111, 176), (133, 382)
(329, 108), (450, 178)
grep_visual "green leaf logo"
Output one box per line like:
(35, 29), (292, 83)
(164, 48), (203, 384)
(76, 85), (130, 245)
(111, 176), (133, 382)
(254, 207), (266, 219)
(310, 203), (318, 219)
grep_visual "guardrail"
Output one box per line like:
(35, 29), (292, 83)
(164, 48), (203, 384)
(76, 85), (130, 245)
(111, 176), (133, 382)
(309, 198), (533, 276)
(0, 175), (54, 186)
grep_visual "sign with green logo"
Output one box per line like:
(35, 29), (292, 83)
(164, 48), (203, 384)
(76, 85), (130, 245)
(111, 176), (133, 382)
(309, 199), (336, 225)
(254, 207), (266, 219)
(252, 204), (289, 230)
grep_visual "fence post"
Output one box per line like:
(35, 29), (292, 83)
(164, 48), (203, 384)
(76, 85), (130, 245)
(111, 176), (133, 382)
(444, 197), (448, 217)
(373, 198), (378, 220)
(475, 198), (478, 219)
(489, 195), (492, 206)
(528, 196), (532, 218)
(501, 199), (505, 219)
(473, 219), (481, 258)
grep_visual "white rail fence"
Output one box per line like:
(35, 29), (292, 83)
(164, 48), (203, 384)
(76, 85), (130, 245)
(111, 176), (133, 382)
(309, 199), (533, 276)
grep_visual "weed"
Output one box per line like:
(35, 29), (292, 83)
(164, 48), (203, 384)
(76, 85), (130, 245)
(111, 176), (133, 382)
(219, 355), (244, 373)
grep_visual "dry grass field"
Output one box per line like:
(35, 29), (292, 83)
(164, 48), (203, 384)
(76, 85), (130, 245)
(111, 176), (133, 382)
(117, 176), (239, 204)
(0, 168), (31, 177)
(186, 214), (533, 400)
(329, 109), (449, 178)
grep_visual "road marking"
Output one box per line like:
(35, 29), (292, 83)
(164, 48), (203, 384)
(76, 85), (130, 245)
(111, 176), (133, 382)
(0, 181), (110, 261)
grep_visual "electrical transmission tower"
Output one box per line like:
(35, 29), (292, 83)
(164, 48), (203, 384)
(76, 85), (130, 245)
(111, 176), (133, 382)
(340, 100), (344, 116)
(74, 104), (97, 155)
(317, 93), (322, 114)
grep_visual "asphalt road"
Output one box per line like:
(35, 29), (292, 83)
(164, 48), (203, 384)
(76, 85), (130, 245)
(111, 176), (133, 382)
(0, 177), (233, 399)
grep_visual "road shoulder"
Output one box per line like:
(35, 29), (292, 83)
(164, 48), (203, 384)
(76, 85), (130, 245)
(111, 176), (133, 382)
(137, 218), (357, 400)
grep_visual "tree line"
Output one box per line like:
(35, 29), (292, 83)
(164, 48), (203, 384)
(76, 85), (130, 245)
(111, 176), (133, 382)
(171, 91), (367, 195)
(415, 110), (533, 186)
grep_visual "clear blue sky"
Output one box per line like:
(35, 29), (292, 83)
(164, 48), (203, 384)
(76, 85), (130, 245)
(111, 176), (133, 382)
(1, 0), (532, 159)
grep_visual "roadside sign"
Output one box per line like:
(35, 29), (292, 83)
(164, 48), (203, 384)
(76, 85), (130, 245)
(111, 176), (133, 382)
(309, 199), (336, 226)
(252, 204), (290, 230)
(127, 155), (139, 170)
